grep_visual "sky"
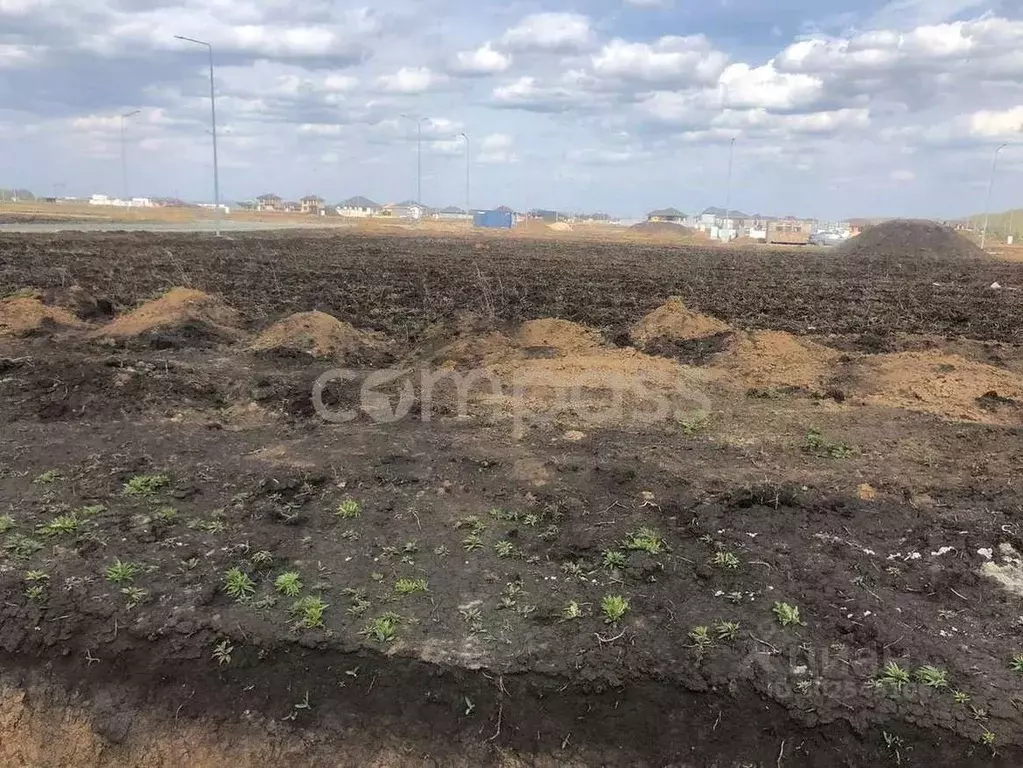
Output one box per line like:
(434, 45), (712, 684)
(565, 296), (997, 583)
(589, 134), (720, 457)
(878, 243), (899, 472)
(2, 0), (1023, 219)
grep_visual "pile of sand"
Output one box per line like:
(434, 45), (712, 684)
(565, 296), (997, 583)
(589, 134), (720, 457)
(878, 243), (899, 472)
(627, 221), (696, 238)
(249, 311), (387, 360)
(430, 317), (712, 431)
(836, 220), (987, 260)
(854, 350), (1023, 423)
(548, 222), (573, 232)
(631, 297), (730, 346)
(92, 288), (244, 344)
(0, 295), (87, 337)
(712, 330), (843, 391)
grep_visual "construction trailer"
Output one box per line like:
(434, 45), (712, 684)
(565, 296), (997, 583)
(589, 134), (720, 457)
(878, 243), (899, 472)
(473, 210), (514, 229)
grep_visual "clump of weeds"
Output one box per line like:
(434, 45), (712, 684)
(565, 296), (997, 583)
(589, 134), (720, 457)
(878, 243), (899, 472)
(624, 527), (665, 555)
(292, 595), (328, 629)
(772, 601), (805, 627)
(361, 613), (400, 643)
(802, 429), (855, 459)
(274, 571), (303, 597)
(123, 474), (170, 498)
(335, 499), (361, 519)
(105, 559), (140, 584)
(601, 594), (630, 625)
(224, 567), (256, 601)
(394, 578), (428, 595)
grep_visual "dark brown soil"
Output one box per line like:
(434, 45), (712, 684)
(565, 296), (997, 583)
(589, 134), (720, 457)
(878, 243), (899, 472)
(627, 221), (697, 237)
(837, 220), (987, 261)
(1, 230), (1022, 766)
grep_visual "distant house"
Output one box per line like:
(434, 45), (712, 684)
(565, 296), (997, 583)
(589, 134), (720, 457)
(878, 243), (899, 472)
(337, 196), (381, 218)
(647, 207), (686, 223)
(300, 195), (325, 215)
(382, 201), (423, 219)
(281, 200), (301, 213)
(767, 218), (814, 245)
(256, 193), (282, 212)
(436, 205), (469, 220)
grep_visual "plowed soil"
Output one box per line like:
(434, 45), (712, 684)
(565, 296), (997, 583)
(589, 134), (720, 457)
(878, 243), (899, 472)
(1, 230), (1023, 767)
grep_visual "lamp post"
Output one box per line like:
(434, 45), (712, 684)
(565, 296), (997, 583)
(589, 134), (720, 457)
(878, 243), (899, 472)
(457, 132), (470, 219)
(174, 35), (221, 236)
(120, 110), (141, 205)
(400, 114), (430, 206)
(981, 142), (1008, 250)
(724, 137), (736, 240)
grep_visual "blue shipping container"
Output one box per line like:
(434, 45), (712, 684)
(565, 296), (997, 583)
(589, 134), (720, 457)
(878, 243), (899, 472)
(473, 210), (514, 229)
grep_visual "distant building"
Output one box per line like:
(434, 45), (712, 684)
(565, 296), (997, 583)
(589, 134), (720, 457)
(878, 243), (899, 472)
(767, 218), (814, 245)
(647, 207), (686, 223)
(436, 206), (470, 220)
(337, 196), (381, 218)
(474, 210), (514, 229)
(256, 193), (282, 212)
(300, 195), (325, 215)
(281, 200), (301, 213)
(382, 201), (423, 219)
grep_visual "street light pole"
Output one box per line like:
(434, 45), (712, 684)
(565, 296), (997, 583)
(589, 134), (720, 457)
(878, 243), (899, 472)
(175, 35), (221, 236)
(724, 137), (736, 240)
(457, 132), (470, 218)
(400, 114), (430, 207)
(981, 142), (1008, 250)
(120, 110), (141, 205)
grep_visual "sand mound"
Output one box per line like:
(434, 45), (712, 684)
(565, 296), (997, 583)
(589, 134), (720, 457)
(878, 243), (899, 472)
(548, 222), (573, 232)
(515, 318), (603, 354)
(856, 350), (1023, 423)
(714, 330), (842, 390)
(628, 221), (695, 238)
(0, 296), (87, 337)
(836, 220), (986, 260)
(631, 297), (730, 346)
(93, 288), (244, 344)
(429, 317), (712, 430)
(250, 311), (386, 360)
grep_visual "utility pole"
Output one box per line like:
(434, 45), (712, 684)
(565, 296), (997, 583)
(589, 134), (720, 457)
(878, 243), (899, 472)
(120, 110), (141, 205)
(724, 137), (736, 241)
(175, 35), (221, 236)
(400, 114), (430, 207)
(458, 132), (470, 218)
(981, 142), (1008, 250)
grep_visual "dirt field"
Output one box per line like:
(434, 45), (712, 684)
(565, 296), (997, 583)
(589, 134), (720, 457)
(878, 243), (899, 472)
(1, 229), (1022, 766)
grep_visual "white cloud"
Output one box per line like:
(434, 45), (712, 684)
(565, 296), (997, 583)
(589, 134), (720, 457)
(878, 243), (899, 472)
(477, 132), (518, 164)
(889, 169), (916, 181)
(500, 12), (593, 53)
(968, 106), (1023, 138)
(719, 62), (825, 112)
(0, 44), (40, 67)
(323, 74), (358, 92)
(450, 44), (512, 76)
(623, 0), (672, 6)
(592, 36), (728, 85)
(376, 66), (445, 94)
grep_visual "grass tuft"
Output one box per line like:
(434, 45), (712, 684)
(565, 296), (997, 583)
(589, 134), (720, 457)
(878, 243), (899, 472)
(772, 601), (805, 627)
(274, 571), (303, 597)
(601, 594), (630, 625)
(335, 499), (361, 519)
(123, 474), (170, 497)
(105, 559), (140, 584)
(224, 567), (256, 600)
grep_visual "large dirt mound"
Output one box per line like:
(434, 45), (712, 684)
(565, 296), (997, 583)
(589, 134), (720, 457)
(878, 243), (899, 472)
(713, 330), (843, 391)
(92, 288), (244, 345)
(836, 220), (986, 260)
(855, 350), (1023, 423)
(249, 311), (387, 361)
(0, 295), (87, 337)
(430, 317), (711, 430)
(631, 297), (730, 345)
(628, 221), (696, 237)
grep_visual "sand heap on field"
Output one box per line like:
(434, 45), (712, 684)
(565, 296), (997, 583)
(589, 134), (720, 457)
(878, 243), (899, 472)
(713, 330), (843, 391)
(627, 221), (696, 238)
(836, 220), (986, 260)
(92, 288), (244, 343)
(548, 221), (573, 232)
(432, 317), (711, 430)
(631, 297), (730, 346)
(250, 311), (387, 360)
(854, 350), (1023, 423)
(0, 295), (87, 337)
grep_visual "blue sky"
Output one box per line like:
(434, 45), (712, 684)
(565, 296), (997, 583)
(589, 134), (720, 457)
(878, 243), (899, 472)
(2, 0), (1022, 219)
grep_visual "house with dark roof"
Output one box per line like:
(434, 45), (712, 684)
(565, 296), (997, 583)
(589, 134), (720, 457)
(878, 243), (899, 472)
(435, 205), (469, 220)
(300, 195), (325, 215)
(647, 207), (685, 223)
(337, 196), (381, 218)
(256, 193), (282, 212)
